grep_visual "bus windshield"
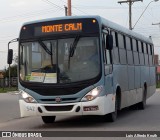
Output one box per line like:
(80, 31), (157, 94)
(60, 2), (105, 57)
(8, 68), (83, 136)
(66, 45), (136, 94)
(19, 36), (100, 84)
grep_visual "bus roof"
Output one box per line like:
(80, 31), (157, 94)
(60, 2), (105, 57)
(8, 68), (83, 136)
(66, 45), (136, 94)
(22, 15), (153, 44)
(100, 17), (153, 44)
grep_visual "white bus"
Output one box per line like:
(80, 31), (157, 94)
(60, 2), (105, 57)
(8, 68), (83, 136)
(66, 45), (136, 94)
(8, 16), (156, 123)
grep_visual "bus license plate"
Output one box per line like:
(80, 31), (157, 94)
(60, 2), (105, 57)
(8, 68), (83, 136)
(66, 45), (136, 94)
(83, 106), (99, 111)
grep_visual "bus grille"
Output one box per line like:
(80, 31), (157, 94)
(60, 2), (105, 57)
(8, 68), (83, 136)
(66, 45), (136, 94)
(44, 105), (74, 112)
(40, 98), (77, 102)
(30, 86), (86, 96)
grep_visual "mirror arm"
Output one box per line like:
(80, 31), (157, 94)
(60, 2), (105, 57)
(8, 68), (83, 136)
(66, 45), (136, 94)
(7, 38), (19, 88)
(8, 38), (19, 51)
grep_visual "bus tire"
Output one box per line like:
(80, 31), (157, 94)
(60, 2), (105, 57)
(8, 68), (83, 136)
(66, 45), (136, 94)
(41, 116), (56, 124)
(138, 87), (147, 110)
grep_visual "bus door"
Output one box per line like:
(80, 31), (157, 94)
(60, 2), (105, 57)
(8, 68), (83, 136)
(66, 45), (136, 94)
(102, 32), (113, 94)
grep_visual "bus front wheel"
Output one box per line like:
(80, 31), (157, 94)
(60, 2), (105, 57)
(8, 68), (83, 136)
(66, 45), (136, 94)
(41, 116), (56, 124)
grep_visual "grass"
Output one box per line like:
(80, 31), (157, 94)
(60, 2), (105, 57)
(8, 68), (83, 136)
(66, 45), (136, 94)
(157, 82), (160, 88)
(0, 87), (18, 93)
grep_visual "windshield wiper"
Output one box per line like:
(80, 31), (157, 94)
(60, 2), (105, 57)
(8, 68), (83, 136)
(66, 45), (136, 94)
(38, 40), (55, 69)
(38, 40), (52, 55)
(69, 35), (80, 57)
(68, 35), (80, 69)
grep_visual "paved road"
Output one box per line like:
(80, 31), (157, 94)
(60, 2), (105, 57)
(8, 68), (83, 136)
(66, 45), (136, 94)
(0, 90), (160, 139)
(0, 93), (20, 123)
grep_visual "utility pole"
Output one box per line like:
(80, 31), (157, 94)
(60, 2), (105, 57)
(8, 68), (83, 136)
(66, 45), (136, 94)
(67, 0), (72, 16)
(64, 5), (68, 16)
(118, 0), (143, 30)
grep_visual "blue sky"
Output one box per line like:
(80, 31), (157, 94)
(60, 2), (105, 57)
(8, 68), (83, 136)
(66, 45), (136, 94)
(0, 0), (160, 69)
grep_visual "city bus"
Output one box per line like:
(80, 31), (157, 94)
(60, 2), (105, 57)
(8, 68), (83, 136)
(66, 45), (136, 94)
(8, 16), (156, 123)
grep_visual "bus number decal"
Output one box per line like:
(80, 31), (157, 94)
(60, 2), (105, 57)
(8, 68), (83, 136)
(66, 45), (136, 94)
(26, 106), (35, 112)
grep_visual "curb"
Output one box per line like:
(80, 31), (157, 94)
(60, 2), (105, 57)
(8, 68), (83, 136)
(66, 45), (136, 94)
(7, 91), (19, 95)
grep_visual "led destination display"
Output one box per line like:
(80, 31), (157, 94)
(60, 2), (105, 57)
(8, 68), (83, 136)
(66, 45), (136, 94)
(20, 18), (99, 39)
(42, 23), (82, 33)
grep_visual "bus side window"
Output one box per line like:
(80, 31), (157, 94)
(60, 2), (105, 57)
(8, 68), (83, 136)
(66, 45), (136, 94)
(132, 39), (137, 52)
(148, 44), (151, 55)
(126, 36), (131, 50)
(143, 43), (147, 53)
(104, 33), (112, 65)
(139, 41), (144, 65)
(148, 44), (152, 66)
(118, 33), (125, 49)
(133, 39), (139, 65)
(112, 31), (117, 47)
(118, 33), (127, 65)
(146, 43), (148, 54)
(133, 40), (140, 65)
(106, 49), (111, 65)
(103, 32), (112, 75)
(126, 37), (134, 65)
(138, 41), (142, 52)
(112, 31), (120, 64)
(150, 45), (153, 55)
(152, 45), (154, 65)
(102, 33), (107, 63)
(144, 43), (149, 66)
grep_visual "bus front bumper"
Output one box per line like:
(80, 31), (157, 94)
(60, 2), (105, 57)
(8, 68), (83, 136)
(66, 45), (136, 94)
(19, 94), (115, 117)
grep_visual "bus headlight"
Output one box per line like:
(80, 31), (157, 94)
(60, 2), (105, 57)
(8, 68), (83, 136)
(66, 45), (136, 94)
(19, 90), (37, 103)
(81, 86), (103, 102)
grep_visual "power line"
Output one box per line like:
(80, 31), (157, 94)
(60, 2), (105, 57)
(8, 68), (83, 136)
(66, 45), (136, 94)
(72, 5), (160, 9)
(0, 8), (54, 22)
(41, 0), (76, 16)
(118, 0), (143, 30)
(59, 0), (88, 15)
(0, 35), (16, 39)
(72, 6), (88, 15)
(41, 0), (64, 11)
(132, 1), (159, 30)
(141, 2), (160, 22)
(0, 8), (63, 23)
(0, 10), (59, 22)
(73, 6), (129, 9)
(0, 0), (67, 23)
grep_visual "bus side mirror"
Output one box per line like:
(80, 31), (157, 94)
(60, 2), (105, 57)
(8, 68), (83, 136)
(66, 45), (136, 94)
(7, 49), (13, 64)
(106, 34), (113, 50)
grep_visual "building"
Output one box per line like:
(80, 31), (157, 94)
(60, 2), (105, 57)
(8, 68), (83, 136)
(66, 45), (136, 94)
(154, 55), (159, 66)
(0, 70), (4, 78)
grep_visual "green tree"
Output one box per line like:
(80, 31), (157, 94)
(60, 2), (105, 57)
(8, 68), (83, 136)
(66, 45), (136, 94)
(13, 54), (18, 65)
(4, 54), (18, 78)
(4, 65), (17, 78)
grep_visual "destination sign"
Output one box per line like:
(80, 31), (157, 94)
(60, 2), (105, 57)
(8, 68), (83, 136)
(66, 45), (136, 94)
(42, 23), (82, 33)
(20, 18), (99, 39)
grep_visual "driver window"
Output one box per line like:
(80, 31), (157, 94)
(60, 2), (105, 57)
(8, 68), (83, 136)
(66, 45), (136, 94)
(103, 32), (112, 75)
(103, 33), (112, 65)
